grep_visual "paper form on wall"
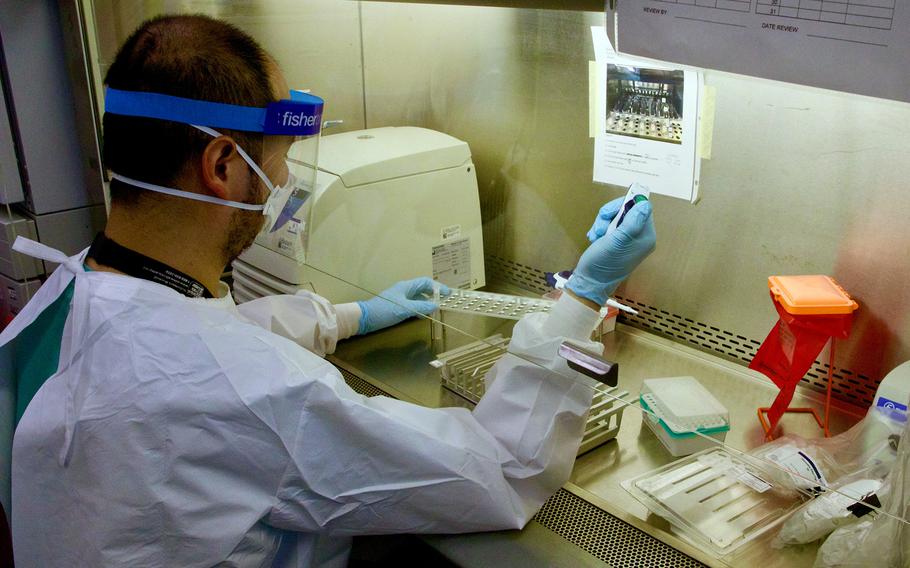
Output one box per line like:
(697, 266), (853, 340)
(591, 26), (702, 202)
(612, 0), (910, 103)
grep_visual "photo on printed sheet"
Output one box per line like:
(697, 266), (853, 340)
(606, 65), (684, 145)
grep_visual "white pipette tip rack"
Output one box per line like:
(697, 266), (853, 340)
(438, 289), (625, 321)
(438, 289), (555, 320)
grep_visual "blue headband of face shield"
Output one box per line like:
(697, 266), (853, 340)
(104, 87), (324, 136)
(103, 87), (323, 225)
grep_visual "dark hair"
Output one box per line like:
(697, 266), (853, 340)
(103, 15), (274, 206)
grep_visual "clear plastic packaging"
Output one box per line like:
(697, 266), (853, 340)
(813, 518), (877, 568)
(813, 409), (910, 567)
(751, 408), (902, 496)
(775, 474), (885, 546)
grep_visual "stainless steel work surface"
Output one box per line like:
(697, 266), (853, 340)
(333, 317), (867, 567)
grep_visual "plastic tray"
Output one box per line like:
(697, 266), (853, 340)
(624, 447), (807, 556)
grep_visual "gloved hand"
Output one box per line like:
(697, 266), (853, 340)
(357, 277), (451, 335)
(566, 197), (656, 306)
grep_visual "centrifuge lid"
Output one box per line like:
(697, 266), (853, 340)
(316, 126), (471, 188)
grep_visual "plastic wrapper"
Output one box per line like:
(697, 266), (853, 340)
(813, 410), (910, 567)
(813, 518), (877, 568)
(751, 408), (901, 496)
(775, 474), (884, 546)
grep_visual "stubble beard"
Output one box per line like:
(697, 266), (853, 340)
(222, 177), (267, 265)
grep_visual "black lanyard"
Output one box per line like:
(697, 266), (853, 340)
(86, 232), (215, 299)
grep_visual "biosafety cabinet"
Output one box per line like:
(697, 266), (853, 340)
(233, 127), (486, 304)
(33, 2), (910, 567)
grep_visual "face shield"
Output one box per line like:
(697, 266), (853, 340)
(252, 132), (321, 260)
(103, 87), (323, 249)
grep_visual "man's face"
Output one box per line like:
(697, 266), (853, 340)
(221, 68), (294, 264)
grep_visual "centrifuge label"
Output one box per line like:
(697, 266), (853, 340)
(432, 238), (471, 290)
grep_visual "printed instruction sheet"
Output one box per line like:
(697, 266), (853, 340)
(612, 0), (910, 103)
(591, 27), (702, 201)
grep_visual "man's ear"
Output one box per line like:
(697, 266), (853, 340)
(200, 136), (247, 200)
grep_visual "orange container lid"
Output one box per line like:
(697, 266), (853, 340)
(768, 275), (858, 315)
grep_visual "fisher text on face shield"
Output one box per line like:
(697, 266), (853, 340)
(265, 100), (323, 136)
(281, 111), (318, 128)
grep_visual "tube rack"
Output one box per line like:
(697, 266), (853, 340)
(431, 335), (630, 455)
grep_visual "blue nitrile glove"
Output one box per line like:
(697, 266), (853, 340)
(566, 197), (656, 306)
(357, 277), (451, 335)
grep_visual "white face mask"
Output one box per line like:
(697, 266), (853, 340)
(109, 125), (292, 231)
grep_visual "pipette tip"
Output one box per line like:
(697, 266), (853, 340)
(606, 298), (638, 315)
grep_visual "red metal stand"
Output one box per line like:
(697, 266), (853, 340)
(758, 338), (836, 441)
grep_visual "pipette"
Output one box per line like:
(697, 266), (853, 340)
(605, 182), (650, 236)
(546, 271), (639, 315)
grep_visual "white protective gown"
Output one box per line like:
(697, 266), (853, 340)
(4, 239), (601, 568)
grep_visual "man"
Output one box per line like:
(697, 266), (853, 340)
(2, 14), (655, 568)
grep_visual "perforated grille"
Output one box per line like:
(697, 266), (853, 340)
(486, 255), (551, 295)
(534, 489), (706, 568)
(334, 366), (392, 398)
(486, 255), (880, 408)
